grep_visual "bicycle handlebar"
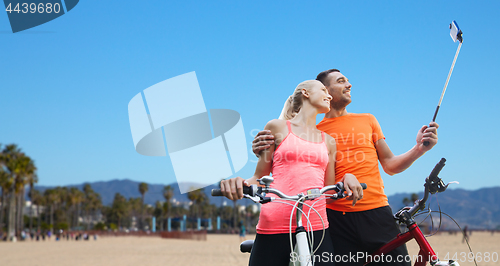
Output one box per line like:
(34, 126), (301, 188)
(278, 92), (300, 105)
(211, 181), (367, 203)
(211, 186), (256, 197)
(407, 158), (449, 217)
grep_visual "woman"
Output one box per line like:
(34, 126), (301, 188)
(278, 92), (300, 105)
(221, 80), (363, 266)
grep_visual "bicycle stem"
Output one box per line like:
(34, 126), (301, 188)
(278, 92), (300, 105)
(295, 197), (305, 228)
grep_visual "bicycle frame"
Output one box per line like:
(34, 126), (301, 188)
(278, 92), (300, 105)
(366, 223), (437, 266)
(364, 158), (459, 266)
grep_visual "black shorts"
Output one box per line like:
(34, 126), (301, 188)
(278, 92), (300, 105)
(249, 229), (335, 266)
(327, 206), (411, 266)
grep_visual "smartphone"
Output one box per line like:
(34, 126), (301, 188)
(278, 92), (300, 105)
(449, 20), (463, 43)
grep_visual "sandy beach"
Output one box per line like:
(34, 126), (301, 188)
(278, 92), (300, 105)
(0, 232), (498, 266)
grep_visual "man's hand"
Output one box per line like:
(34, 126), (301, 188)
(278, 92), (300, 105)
(342, 174), (363, 206)
(416, 122), (439, 152)
(252, 130), (275, 156)
(220, 177), (248, 201)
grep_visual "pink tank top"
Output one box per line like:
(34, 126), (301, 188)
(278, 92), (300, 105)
(256, 121), (329, 234)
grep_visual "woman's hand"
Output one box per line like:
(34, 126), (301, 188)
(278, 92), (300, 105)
(220, 177), (249, 200)
(342, 173), (363, 206)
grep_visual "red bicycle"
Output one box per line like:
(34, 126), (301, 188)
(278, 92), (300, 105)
(365, 158), (460, 266)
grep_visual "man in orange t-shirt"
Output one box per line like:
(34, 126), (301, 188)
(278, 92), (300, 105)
(253, 69), (439, 265)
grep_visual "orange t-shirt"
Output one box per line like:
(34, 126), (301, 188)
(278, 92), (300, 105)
(316, 113), (388, 212)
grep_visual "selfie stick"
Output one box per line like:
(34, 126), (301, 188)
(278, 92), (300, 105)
(424, 21), (463, 146)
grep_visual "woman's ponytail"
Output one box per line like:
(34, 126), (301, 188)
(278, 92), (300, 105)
(278, 80), (318, 120)
(278, 95), (295, 120)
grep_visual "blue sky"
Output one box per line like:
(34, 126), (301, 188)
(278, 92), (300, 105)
(1, 1), (499, 196)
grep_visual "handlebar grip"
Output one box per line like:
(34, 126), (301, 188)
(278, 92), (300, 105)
(211, 189), (223, 197)
(360, 183), (367, 190)
(211, 186), (254, 197)
(429, 158), (446, 179)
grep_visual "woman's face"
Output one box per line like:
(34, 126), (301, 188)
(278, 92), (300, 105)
(306, 81), (332, 113)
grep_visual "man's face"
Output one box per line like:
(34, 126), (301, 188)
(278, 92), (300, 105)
(325, 72), (352, 108)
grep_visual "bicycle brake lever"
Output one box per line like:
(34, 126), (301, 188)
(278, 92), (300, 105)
(432, 180), (459, 194)
(427, 177), (445, 194)
(330, 192), (345, 200)
(439, 181), (459, 193)
(243, 194), (261, 203)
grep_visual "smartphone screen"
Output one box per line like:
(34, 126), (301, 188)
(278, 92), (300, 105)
(449, 21), (461, 42)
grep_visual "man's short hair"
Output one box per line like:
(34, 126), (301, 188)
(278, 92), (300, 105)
(316, 69), (340, 86)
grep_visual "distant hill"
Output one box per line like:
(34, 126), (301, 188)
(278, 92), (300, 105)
(388, 187), (500, 230)
(34, 180), (500, 229)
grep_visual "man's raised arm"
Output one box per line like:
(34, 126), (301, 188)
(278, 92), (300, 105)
(376, 122), (439, 175)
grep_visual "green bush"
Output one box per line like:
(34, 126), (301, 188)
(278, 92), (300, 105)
(41, 222), (50, 230)
(55, 222), (69, 230)
(94, 222), (107, 230)
(108, 223), (118, 230)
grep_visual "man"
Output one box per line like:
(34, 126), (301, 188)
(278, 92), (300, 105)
(252, 69), (439, 265)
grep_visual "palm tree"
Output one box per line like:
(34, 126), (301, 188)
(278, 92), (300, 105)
(1, 144), (25, 240)
(44, 188), (61, 234)
(30, 189), (44, 232)
(82, 184), (102, 230)
(138, 182), (148, 230)
(153, 201), (163, 230)
(163, 185), (174, 231)
(403, 193), (420, 207)
(0, 168), (10, 232)
(402, 197), (411, 206)
(187, 188), (207, 229)
(411, 193), (419, 203)
(82, 184), (94, 227)
(0, 144), (38, 239)
(68, 187), (84, 229)
(0, 143), (5, 232)
(128, 197), (142, 229)
(17, 158), (37, 235)
(27, 179), (40, 233)
(109, 193), (128, 229)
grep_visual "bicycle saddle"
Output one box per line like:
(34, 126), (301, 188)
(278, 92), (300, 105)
(240, 240), (254, 253)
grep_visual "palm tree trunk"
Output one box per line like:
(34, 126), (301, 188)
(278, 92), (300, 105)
(28, 186), (33, 233)
(86, 209), (90, 230)
(76, 203), (80, 229)
(17, 188), (26, 236)
(37, 204), (41, 232)
(74, 206), (77, 229)
(232, 199), (238, 230)
(14, 192), (19, 236)
(50, 204), (54, 234)
(6, 189), (16, 240)
(29, 205), (33, 232)
(0, 189), (5, 231)
(141, 195), (145, 230)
